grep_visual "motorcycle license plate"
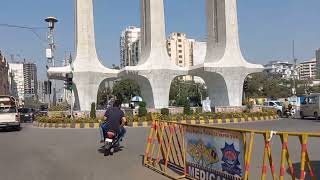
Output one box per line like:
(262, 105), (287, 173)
(105, 138), (113, 143)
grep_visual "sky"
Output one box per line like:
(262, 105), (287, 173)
(0, 0), (319, 79)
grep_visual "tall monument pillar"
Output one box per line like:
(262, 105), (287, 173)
(48, 0), (118, 111)
(191, 0), (264, 107)
(120, 0), (187, 108)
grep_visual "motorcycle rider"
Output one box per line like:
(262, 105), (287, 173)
(99, 100), (127, 143)
(282, 98), (291, 117)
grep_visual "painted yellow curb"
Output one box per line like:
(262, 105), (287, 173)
(33, 115), (278, 128)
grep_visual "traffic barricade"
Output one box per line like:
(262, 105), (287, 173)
(143, 120), (320, 180)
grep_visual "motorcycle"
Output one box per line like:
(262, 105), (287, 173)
(283, 108), (295, 118)
(104, 130), (120, 156)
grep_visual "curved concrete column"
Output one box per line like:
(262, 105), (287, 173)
(146, 72), (175, 109)
(201, 69), (247, 107)
(201, 72), (229, 106)
(121, 71), (175, 109)
(73, 72), (106, 111)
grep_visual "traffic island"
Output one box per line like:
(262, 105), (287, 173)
(33, 112), (279, 128)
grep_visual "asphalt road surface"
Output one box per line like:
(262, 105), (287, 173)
(0, 119), (319, 180)
(0, 124), (167, 180)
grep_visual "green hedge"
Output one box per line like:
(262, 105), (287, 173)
(35, 116), (103, 124)
(36, 109), (277, 124)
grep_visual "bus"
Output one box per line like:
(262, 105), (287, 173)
(0, 95), (20, 130)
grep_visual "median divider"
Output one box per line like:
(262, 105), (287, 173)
(33, 115), (278, 128)
(143, 120), (320, 180)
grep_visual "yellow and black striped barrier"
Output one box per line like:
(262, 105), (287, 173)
(144, 120), (320, 180)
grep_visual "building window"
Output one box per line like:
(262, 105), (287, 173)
(178, 45), (182, 48)
(179, 55), (183, 59)
(179, 60), (183, 64)
(178, 39), (182, 42)
(178, 50), (182, 53)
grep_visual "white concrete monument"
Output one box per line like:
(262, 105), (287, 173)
(190, 0), (264, 107)
(47, 0), (264, 111)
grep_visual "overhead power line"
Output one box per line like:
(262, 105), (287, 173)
(0, 23), (48, 46)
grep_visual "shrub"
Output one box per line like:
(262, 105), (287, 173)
(195, 107), (202, 114)
(139, 101), (146, 107)
(90, 102), (96, 119)
(48, 104), (69, 111)
(146, 112), (153, 121)
(245, 101), (254, 113)
(161, 108), (169, 116)
(183, 103), (192, 115)
(138, 106), (148, 117)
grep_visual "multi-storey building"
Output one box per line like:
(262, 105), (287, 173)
(316, 49), (320, 78)
(299, 58), (316, 80)
(37, 80), (48, 103)
(264, 61), (298, 80)
(166, 32), (194, 81)
(0, 51), (9, 95)
(9, 62), (37, 104)
(23, 63), (37, 97)
(166, 32), (208, 82)
(120, 26), (141, 68)
(166, 32), (193, 68)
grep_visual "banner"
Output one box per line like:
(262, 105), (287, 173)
(185, 126), (245, 180)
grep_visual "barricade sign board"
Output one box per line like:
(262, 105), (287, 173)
(185, 125), (245, 180)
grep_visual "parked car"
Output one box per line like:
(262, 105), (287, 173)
(0, 95), (20, 130)
(264, 101), (283, 117)
(18, 108), (35, 122)
(300, 93), (320, 119)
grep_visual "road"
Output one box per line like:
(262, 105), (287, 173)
(0, 119), (319, 180)
(0, 124), (167, 180)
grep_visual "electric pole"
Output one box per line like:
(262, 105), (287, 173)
(45, 16), (58, 107)
(292, 40), (297, 96)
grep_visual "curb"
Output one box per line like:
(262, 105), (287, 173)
(33, 115), (278, 128)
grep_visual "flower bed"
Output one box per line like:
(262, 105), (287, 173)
(126, 109), (276, 123)
(35, 116), (103, 124)
(35, 109), (277, 124)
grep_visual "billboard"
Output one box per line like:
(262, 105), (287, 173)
(185, 126), (245, 180)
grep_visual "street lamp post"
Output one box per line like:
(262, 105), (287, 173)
(45, 16), (58, 107)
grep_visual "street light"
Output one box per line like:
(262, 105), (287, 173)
(45, 16), (58, 106)
(45, 16), (58, 29)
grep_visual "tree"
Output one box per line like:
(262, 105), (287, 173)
(97, 85), (112, 109)
(169, 78), (207, 106)
(23, 97), (45, 109)
(246, 72), (292, 99)
(138, 101), (147, 117)
(90, 102), (96, 119)
(112, 79), (141, 103)
(245, 72), (315, 99)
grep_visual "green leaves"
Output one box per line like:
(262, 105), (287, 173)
(112, 79), (141, 103)
(169, 78), (207, 106)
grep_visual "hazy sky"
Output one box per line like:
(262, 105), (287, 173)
(0, 0), (319, 79)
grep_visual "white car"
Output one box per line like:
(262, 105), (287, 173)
(264, 101), (283, 117)
(0, 96), (20, 130)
